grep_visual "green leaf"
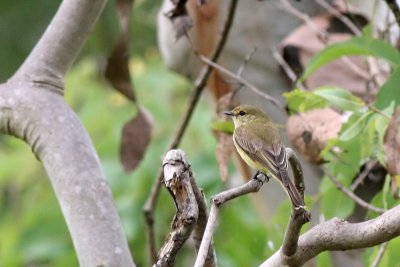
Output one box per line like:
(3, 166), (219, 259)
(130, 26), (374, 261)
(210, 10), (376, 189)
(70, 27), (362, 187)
(211, 120), (234, 134)
(301, 37), (400, 81)
(283, 88), (327, 113)
(340, 111), (373, 141)
(313, 86), (364, 111)
(375, 67), (400, 109)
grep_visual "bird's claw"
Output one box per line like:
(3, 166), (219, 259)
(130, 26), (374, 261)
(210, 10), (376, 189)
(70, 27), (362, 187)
(253, 171), (270, 185)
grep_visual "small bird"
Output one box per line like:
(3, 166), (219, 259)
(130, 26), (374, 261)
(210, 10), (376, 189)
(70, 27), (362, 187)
(224, 104), (305, 209)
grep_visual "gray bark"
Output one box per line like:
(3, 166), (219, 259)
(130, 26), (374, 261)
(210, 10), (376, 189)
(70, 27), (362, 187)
(0, 0), (135, 266)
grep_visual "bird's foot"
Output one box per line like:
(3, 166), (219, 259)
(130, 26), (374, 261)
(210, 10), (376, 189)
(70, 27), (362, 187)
(252, 171), (270, 185)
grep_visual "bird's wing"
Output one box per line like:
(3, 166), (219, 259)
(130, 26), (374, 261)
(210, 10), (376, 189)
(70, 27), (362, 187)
(234, 126), (305, 208)
(233, 126), (284, 179)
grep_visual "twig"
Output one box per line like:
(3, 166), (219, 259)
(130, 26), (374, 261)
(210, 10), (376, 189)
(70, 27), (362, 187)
(271, 46), (307, 91)
(143, 0), (238, 263)
(324, 169), (386, 214)
(350, 159), (378, 191)
(191, 177), (216, 267)
(194, 204), (219, 267)
(279, 0), (327, 41)
(198, 55), (286, 112)
(315, 0), (362, 36)
(371, 241), (389, 267)
(194, 175), (269, 267)
(236, 46), (257, 77)
(368, 104), (392, 120)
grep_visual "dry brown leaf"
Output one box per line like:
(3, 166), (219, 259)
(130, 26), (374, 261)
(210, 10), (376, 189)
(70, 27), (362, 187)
(287, 108), (342, 163)
(120, 107), (153, 172)
(281, 11), (382, 100)
(384, 108), (400, 176)
(105, 0), (135, 101)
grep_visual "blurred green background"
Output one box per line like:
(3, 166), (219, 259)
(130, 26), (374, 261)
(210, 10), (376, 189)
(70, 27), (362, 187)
(1, 1), (400, 267)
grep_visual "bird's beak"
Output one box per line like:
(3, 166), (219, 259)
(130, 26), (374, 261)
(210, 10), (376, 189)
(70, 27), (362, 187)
(224, 111), (234, 116)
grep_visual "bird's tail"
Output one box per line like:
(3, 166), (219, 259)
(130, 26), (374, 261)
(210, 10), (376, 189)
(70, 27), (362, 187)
(278, 167), (305, 209)
(285, 179), (305, 208)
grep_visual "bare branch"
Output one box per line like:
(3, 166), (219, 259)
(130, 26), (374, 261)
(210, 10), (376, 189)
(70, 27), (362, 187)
(198, 55), (286, 113)
(315, 0), (362, 36)
(155, 150), (199, 267)
(371, 242), (389, 267)
(324, 170), (386, 214)
(194, 175), (268, 267)
(194, 204), (220, 267)
(261, 205), (400, 266)
(190, 176), (216, 267)
(236, 46), (257, 77)
(0, 84), (135, 266)
(271, 47), (307, 91)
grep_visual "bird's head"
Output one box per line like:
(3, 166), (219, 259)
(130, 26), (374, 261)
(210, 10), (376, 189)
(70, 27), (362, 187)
(224, 105), (269, 128)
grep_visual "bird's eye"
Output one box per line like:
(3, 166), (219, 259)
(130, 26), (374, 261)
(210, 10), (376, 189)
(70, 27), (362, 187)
(239, 111), (246, 116)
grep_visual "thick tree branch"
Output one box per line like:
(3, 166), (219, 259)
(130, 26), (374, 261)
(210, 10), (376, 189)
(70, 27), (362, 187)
(0, 84), (135, 266)
(143, 0), (238, 262)
(261, 205), (400, 267)
(11, 0), (107, 88)
(0, 0), (135, 266)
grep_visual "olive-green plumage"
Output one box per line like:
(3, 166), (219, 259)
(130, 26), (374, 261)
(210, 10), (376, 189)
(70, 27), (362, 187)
(224, 104), (304, 208)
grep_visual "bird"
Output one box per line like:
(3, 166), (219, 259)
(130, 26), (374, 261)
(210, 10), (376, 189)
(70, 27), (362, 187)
(224, 104), (305, 209)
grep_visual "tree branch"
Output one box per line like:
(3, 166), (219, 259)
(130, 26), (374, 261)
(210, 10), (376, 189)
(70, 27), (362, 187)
(0, 0), (135, 266)
(143, 0), (238, 262)
(324, 170), (386, 214)
(198, 55), (285, 113)
(155, 150), (199, 267)
(261, 205), (400, 266)
(0, 84), (135, 266)
(156, 149), (216, 267)
(11, 0), (107, 88)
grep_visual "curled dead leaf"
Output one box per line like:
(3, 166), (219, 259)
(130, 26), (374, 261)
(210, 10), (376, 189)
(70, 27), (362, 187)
(287, 108), (342, 163)
(120, 106), (153, 172)
(105, 0), (135, 101)
(384, 108), (400, 176)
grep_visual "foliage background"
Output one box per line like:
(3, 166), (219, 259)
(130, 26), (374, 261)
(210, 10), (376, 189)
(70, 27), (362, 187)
(1, 1), (400, 267)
